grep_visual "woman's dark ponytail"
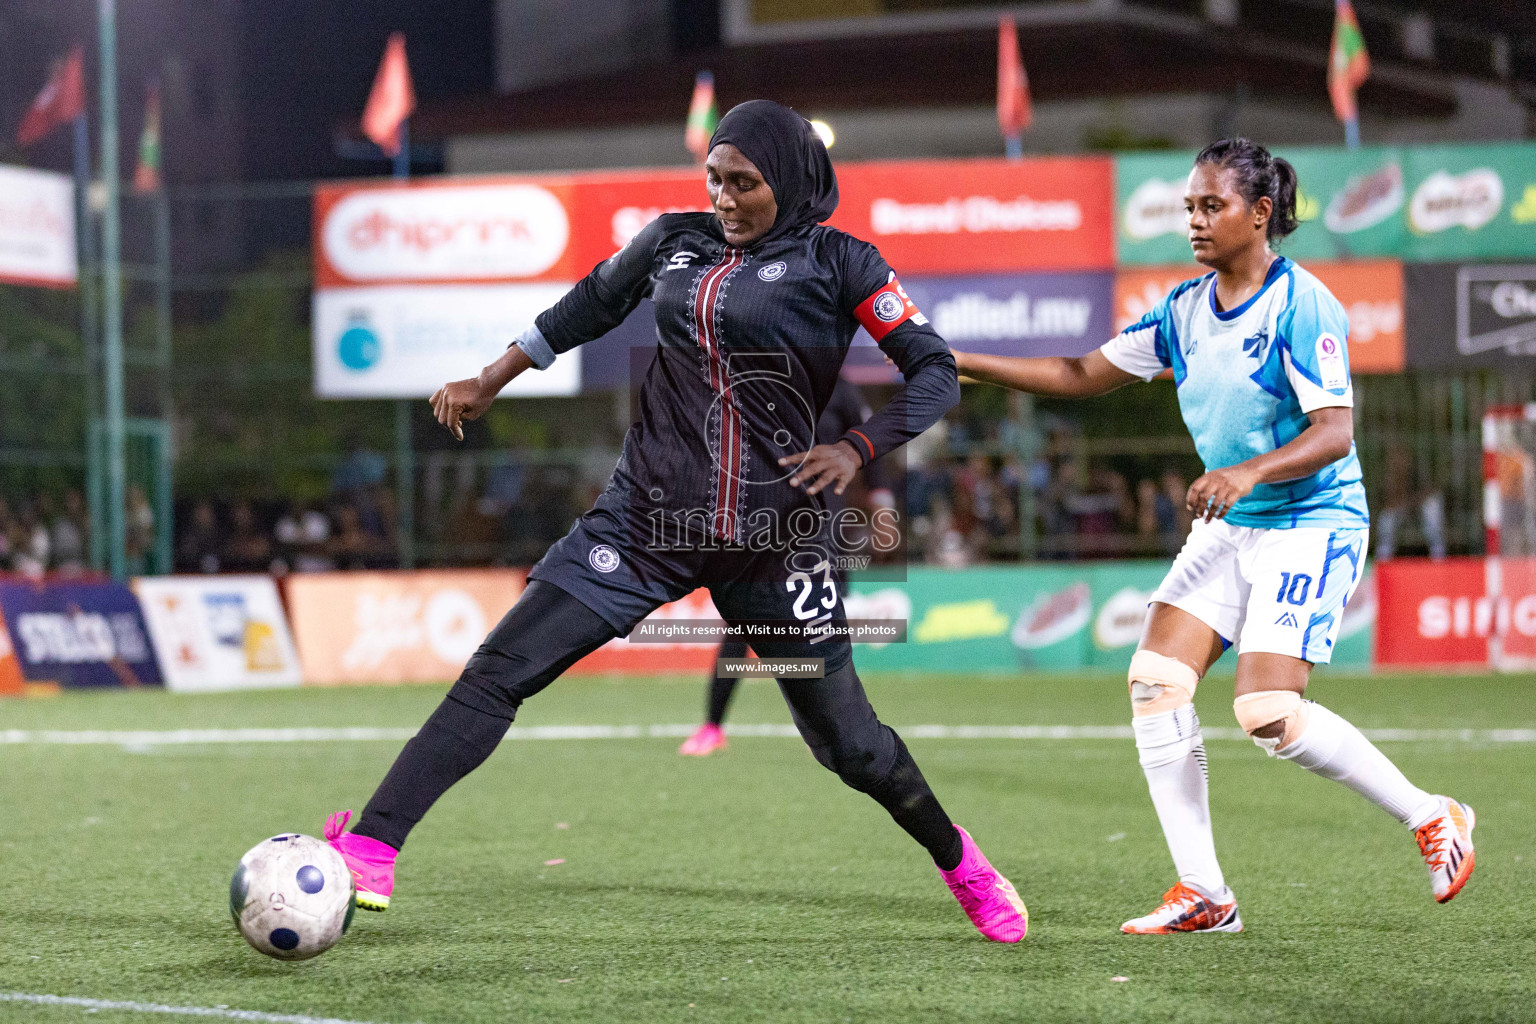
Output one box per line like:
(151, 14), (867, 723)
(1269, 156), (1300, 240)
(1195, 137), (1300, 242)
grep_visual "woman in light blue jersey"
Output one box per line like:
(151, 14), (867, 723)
(956, 138), (1474, 933)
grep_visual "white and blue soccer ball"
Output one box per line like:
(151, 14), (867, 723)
(230, 833), (355, 960)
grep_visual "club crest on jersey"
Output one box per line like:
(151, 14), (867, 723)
(666, 251), (699, 272)
(1242, 327), (1269, 360)
(757, 260), (787, 281)
(873, 292), (906, 322)
(588, 545), (621, 573)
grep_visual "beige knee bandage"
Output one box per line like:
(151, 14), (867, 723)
(1233, 690), (1311, 755)
(1128, 650), (1200, 717)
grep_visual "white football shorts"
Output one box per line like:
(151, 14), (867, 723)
(1150, 518), (1368, 664)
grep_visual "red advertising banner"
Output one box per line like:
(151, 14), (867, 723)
(314, 156), (1118, 291)
(830, 157), (1116, 273)
(1112, 259), (1405, 373)
(567, 168), (710, 268)
(313, 177), (585, 289)
(1375, 557), (1492, 666)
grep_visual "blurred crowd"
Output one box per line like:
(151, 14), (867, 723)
(177, 449), (398, 575)
(901, 420), (1195, 566)
(175, 495), (397, 575)
(0, 489), (93, 578)
(1, 417), (1454, 576)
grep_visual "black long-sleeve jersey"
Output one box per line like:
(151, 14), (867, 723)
(521, 212), (959, 542)
(815, 377), (873, 448)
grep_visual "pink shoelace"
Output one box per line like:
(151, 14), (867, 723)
(324, 809), (353, 843)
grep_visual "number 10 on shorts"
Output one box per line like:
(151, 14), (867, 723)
(1275, 572), (1312, 606)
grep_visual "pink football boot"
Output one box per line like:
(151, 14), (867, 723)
(678, 723), (728, 756)
(938, 826), (1029, 943)
(325, 810), (396, 911)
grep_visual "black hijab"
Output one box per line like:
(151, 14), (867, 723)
(708, 100), (838, 247)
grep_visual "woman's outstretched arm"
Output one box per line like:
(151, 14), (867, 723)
(954, 349), (1139, 398)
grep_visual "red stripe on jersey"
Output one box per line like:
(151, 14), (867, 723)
(854, 274), (921, 342)
(847, 429), (874, 462)
(691, 247), (745, 541)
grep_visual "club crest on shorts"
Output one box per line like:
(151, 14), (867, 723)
(757, 260), (786, 281)
(588, 545), (621, 573)
(872, 292), (905, 322)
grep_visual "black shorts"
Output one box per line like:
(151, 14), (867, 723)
(527, 496), (853, 673)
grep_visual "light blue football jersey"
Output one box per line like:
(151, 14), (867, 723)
(1101, 256), (1369, 529)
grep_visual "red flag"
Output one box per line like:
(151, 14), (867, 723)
(684, 71), (718, 164)
(1328, 0), (1370, 122)
(18, 46), (86, 148)
(362, 32), (415, 157)
(132, 81), (162, 194)
(996, 17), (1031, 139)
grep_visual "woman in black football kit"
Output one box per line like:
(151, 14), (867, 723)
(325, 101), (1029, 942)
(679, 377), (871, 757)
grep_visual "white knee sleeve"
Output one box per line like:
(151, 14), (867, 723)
(1132, 702), (1202, 770)
(1128, 650), (1200, 717)
(1233, 690), (1311, 757)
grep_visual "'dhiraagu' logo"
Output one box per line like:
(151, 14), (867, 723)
(872, 292), (905, 322)
(337, 312), (381, 371)
(757, 260), (786, 281)
(588, 545), (621, 573)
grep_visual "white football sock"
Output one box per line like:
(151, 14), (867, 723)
(1133, 704), (1227, 899)
(1276, 702), (1441, 829)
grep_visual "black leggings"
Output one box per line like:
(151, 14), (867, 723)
(354, 581), (961, 869)
(705, 641), (748, 725)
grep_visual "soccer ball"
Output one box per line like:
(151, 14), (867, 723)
(230, 833), (355, 960)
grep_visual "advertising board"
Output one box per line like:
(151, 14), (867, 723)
(899, 271), (1113, 358)
(1374, 558), (1492, 666)
(1402, 144), (1536, 262)
(831, 157), (1116, 273)
(0, 164), (76, 288)
(133, 576), (304, 692)
(1404, 262), (1536, 367)
(314, 156), (1119, 397)
(0, 580), (161, 688)
(847, 562), (1375, 673)
(846, 565), (1094, 674)
(1116, 144), (1536, 266)
(286, 570), (527, 685)
(312, 283), (580, 398)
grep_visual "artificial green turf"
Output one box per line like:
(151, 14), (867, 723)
(2, 672), (1533, 1023)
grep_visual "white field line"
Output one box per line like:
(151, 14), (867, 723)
(1, 724), (1534, 746)
(0, 991), (396, 1024)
